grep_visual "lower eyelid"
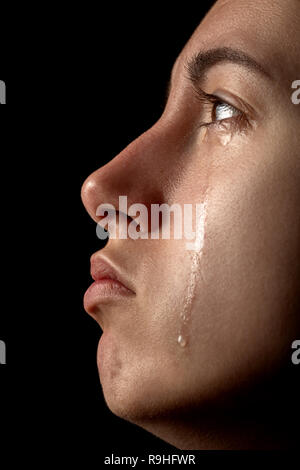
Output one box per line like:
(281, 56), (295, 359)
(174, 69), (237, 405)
(202, 112), (250, 135)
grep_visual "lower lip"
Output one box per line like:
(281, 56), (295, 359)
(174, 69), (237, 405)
(84, 279), (134, 311)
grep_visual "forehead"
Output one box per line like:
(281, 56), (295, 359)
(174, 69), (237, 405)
(177, 0), (300, 87)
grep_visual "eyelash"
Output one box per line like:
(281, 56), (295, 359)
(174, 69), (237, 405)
(194, 88), (250, 131)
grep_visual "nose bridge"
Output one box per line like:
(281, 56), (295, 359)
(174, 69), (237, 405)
(81, 123), (171, 222)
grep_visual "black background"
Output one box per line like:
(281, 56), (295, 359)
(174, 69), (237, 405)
(1, 1), (298, 464)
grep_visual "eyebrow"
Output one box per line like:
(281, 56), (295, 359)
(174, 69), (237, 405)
(185, 46), (272, 86)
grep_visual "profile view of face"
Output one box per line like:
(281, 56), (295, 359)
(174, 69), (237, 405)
(81, 0), (300, 449)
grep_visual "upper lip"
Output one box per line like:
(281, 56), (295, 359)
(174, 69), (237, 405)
(90, 256), (135, 293)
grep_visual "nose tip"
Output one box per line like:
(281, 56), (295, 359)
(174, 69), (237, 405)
(81, 173), (100, 223)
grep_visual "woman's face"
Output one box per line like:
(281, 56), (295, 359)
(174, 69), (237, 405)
(82, 0), (300, 444)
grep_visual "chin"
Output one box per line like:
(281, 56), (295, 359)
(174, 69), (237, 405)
(97, 351), (158, 423)
(100, 372), (165, 424)
(97, 352), (185, 426)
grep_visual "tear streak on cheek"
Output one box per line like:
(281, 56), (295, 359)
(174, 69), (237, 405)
(177, 121), (235, 349)
(177, 201), (208, 348)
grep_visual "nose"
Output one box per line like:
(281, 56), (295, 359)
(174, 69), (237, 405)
(81, 120), (180, 225)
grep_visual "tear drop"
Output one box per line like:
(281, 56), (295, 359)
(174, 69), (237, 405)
(177, 334), (187, 347)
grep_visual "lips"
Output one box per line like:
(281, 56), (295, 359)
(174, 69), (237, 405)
(84, 256), (135, 315)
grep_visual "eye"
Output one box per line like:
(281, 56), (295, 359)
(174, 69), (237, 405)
(191, 85), (250, 131)
(212, 100), (242, 122)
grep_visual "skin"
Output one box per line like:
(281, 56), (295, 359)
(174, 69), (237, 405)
(81, 0), (300, 449)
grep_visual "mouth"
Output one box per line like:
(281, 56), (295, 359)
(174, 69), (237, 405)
(83, 256), (135, 315)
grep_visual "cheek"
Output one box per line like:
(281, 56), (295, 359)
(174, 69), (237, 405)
(136, 240), (200, 350)
(189, 137), (300, 383)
